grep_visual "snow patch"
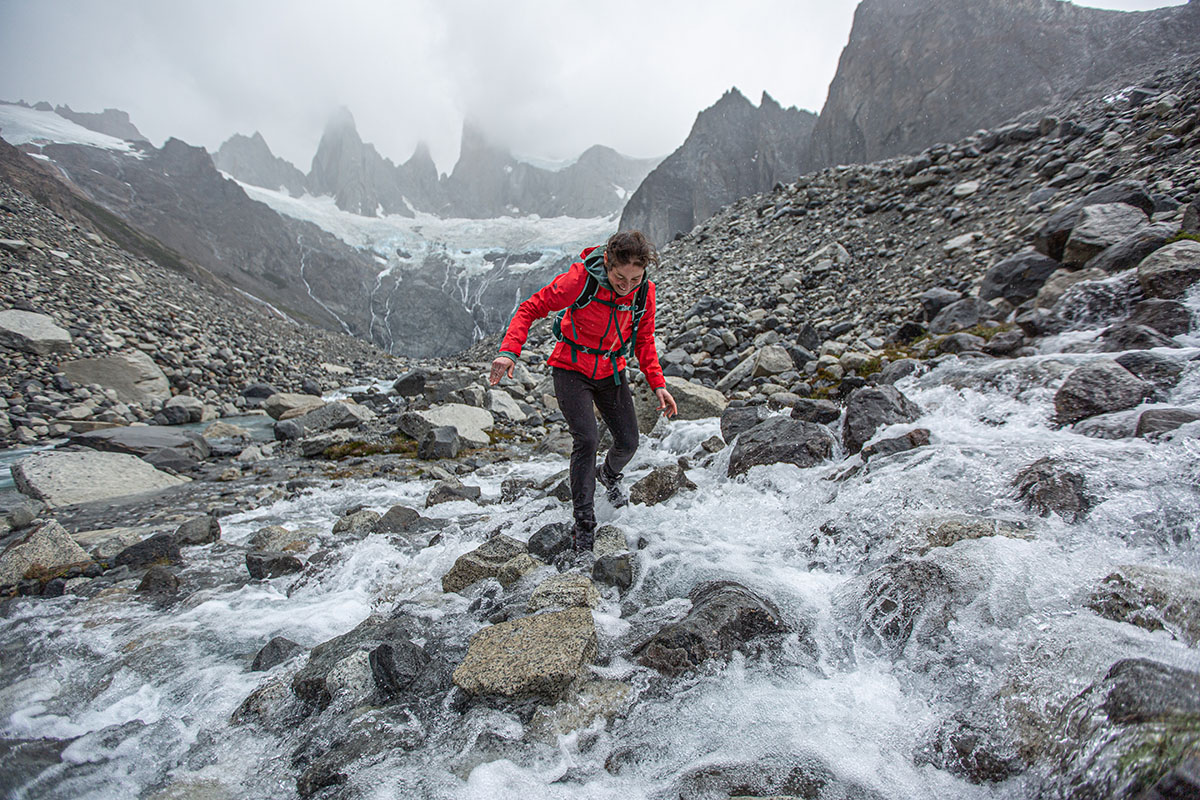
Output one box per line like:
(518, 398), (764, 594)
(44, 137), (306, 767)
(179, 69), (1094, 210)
(0, 103), (139, 154)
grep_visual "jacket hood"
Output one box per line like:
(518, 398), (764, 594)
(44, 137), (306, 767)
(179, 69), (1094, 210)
(580, 245), (613, 292)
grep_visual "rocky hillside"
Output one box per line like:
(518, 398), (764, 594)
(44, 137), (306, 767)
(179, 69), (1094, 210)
(619, 89), (816, 245)
(808, 0), (1200, 172)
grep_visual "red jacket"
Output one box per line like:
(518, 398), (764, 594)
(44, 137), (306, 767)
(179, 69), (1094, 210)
(499, 247), (666, 389)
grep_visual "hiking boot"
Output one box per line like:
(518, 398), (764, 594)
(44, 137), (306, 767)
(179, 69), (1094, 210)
(598, 467), (628, 509)
(571, 521), (595, 552)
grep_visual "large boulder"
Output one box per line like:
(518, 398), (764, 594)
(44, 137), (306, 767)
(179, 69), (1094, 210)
(59, 351), (170, 406)
(629, 464), (697, 506)
(842, 385), (922, 455)
(0, 309), (72, 355)
(1034, 180), (1153, 261)
(1054, 361), (1152, 425)
(292, 400), (374, 434)
(527, 573), (600, 613)
(452, 607), (598, 700)
(716, 345), (793, 393)
(719, 405), (772, 443)
(400, 403), (494, 448)
(12, 450), (187, 507)
(0, 520), (92, 586)
(634, 376), (727, 434)
(441, 534), (526, 593)
(292, 616), (431, 710)
(264, 393), (325, 420)
(633, 581), (790, 676)
(1012, 457), (1092, 522)
(929, 297), (996, 335)
(1137, 240), (1200, 299)
(1126, 299), (1191, 337)
(1061, 203), (1148, 268)
(979, 250), (1061, 306)
(1088, 222), (1176, 274)
(727, 416), (836, 477)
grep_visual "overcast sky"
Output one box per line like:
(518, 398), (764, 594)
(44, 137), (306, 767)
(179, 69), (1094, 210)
(0, 0), (1187, 174)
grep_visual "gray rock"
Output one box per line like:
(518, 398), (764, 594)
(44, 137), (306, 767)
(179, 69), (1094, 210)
(920, 288), (962, 321)
(634, 376), (727, 434)
(369, 640), (431, 698)
(59, 351), (170, 406)
(246, 551), (303, 580)
(981, 329), (1027, 356)
(527, 523), (572, 561)
(418, 426), (461, 460)
(441, 534), (527, 593)
(1098, 323), (1176, 352)
(164, 394), (205, 424)
(727, 415), (836, 477)
(1034, 180), (1153, 261)
(592, 525), (629, 559)
(485, 389), (526, 422)
(930, 297), (995, 335)
(879, 358), (921, 384)
(115, 532), (181, 568)
(293, 400), (374, 434)
(425, 480), (481, 507)
(1136, 408), (1200, 438)
(1088, 221), (1176, 274)
(0, 520), (92, 586)
(1114, 351), (1185, 394)
(71, 426), (211, 462)
(136, 565), (180, 596)
(634, 581), (790, 675)
(1088, 565), (1200, 645)
(719, 405), (772, 443)
(629, 465), (696, 506)
(332, 509), (380, 534)
(1061, 203), (1148, 268)
(250, 525), (307, 552)
(0, 309), (72, 355)
(1012, 457), (1091, 522)
(292, 615), (427, 709)
(592, 553), (634, 590)
(861, 428), (930, 460)
(252, 636), (304, 671)
(71, 526), (147, 561)
(496, 553), (541, 586)
(12, 450), (187, 507)
(1126, 299), (1191, 337)
(843, 385), (922, 455)
(174, 514), (220, 546)
(1137, 239), (1200, 299)
(298, 429), (353, 458)
(528, 573), (600, 612)
(789, 398), (841, 424)
(263, 393), (324, 420)
(452, 607), (597, 700)
(938, 332), (987, 354)
(402, 403), (493, 447)
(392, 369), (429, 397)
(979, 250), (1061, 305)
(716, 345), (792, 392)
(1054, 361), (1152, 425)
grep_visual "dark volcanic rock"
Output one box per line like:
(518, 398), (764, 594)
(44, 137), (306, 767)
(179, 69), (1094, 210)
(634, 581), (790, 676)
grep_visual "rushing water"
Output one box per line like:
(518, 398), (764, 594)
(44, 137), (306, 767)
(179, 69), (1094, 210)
(2, 340), (1200, 798)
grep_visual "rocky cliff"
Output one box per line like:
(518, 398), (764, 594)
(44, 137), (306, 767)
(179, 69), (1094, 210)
(619, 89), (817, 245)
(807, 0), (1200, 171)
(213, 132), (307, 197)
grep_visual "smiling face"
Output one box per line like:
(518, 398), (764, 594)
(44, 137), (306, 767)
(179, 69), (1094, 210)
(605, 258), (645, 296)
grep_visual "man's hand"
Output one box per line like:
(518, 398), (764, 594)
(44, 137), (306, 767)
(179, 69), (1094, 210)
(655, 387), (678, 418)
(489, 356), (515, 386)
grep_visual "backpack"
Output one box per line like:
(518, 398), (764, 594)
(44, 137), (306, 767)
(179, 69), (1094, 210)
(552, 247), (650, 386)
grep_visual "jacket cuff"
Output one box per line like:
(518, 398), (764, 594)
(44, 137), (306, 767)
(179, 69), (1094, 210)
(498, 350), (520, 362)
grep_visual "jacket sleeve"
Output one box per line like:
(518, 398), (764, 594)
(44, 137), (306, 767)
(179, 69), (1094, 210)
(634, 281), (666, 390)
(499, 262), (587, 359)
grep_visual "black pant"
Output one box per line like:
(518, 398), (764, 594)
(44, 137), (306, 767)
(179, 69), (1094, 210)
(553, 367), (640, 528)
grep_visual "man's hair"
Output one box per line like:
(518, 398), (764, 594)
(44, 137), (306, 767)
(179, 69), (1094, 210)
(606, 230), (658, 270)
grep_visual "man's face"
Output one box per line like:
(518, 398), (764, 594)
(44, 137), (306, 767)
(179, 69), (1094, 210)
(606, 260), (645, 296)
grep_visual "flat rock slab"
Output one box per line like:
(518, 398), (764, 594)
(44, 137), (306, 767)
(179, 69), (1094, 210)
(12, 450), (188, 507)
(59, 351), (170, 406)
(406, 404), (494, 447)
(70, 426), (211, 459)
(452, 607), (597, 700)
(0, 309), (72, 355)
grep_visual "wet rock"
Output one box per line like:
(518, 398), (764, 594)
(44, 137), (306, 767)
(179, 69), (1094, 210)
(919, 516), (1030, 554)
(979, 250), (1061, 305)
(719, 404), (772, 443)
(842, 385), (922, 455)
(401, 403), (494, 447)
(0, 520), (92, 586)
(727, 415), (836, 477)
(368, 640), (431, 698)
(173, 514), (220, 546)
(0, 738), (72, 795)
(1012, 457), (1092, 522)
(0, 309), (72, 355)
(441, 534), (527, 593)
(1137, 240), (1200, 299)
(115, 532), (181, 569)
(1048, 659), (1200, 800)
(834, 559), (958, 655)
(1088, 565), (1200, 646)
(1034, 180), (1153, 261)
(1087, 221), (1176, 274)
(917, 710), (1024, 784)
(136, 565), (179, 595)
(1061, 203), (1148, 268)
(452, 607), (598, 701)
(629, 464), (696, 506)
(1055, 360), (1154, 425)
(1098, 323), (1176, 352)
(592, 525), (629, 558)
(669, 752), (888, 800)
(12, 450), (188, 507)
(496, 553), (541, 587)
(528, 573), (600, 612)
(1114, 351), (1185, 395)
(332, 509), (380, 534)
(292, 615), (420, 709)
(1126, 299), (1191, 337)
(789, 398), (841, 424)
(425, 479), (481, 507)
(526, 679), (632, 743)
(59, 350), (170, 405)
(250, 525), (308, 552)
(930, 297), (996, 334)
(251, 636), (304, 671)
(592, 553), (634, 590)
(70, 526), (147, 561)
(633, 581), (790, 676)
(861, 427), (930, 460)
(527, 523), (572, 561)
(246, 551), (303, 580)
(1136, 408), (1200, 438)
(981, 329), (1026, 356)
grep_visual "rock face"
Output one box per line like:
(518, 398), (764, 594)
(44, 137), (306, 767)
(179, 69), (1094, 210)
(12, 450), (187, 507)
(807, 0), (1200, 171)
(621, 89), (817, 245)
(634, 582), (790, 676)
(213, 132), (307, 197)
(59, 350), (170, 405)
(0, 309), (72, 355)
(452, 607), (598, 700)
